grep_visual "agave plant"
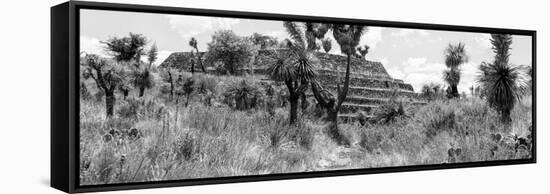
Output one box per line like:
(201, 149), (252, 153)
(477, 34), (528, 123)
(223, 80), (263, 110)
(443, 43), (468, 98)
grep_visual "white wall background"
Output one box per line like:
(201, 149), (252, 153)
(0, 0), (547, 193)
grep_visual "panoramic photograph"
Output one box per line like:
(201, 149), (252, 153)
(78, 9), (533, 185)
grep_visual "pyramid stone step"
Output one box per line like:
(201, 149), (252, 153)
(317, 73), (414, 91)
(324, 85), (418, 98)
(344, 96), (390, 105)
(340, 103), (378, 114)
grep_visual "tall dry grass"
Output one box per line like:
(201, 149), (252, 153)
(79, 73), (533, 185)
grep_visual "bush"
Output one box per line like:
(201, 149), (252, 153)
(222, 80), (264, 110)
(172, 132), (200, 161)
(117, 98), (141, 119)
(94, 89), (105, 102)
(80, 82), (92, 100)
(416, 99), (500, 139)
(290, 123), (314, 150)
(373, 96), (410, 124)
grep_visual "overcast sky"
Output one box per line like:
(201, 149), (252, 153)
(80, 9), (532, 93)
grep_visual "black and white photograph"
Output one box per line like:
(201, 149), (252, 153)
(77, 8), (534, 186)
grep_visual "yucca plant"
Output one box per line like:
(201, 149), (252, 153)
(223, 80), (263, 110)
(189, 37), (207, 73)
(311, 24), (366, 146)
(443, 43), (468, 98)
(132, 44), (157, 97)
(267, 21), (320, 124)
(81, 54), (123, 117)
(374, 90), (410, 124)
(321, 38), (332, 53)
(477, 34), (528, 123)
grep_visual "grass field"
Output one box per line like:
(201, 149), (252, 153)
(78, 73), (533, 185)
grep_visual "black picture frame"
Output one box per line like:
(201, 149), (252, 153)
(51, 1), (537, 193)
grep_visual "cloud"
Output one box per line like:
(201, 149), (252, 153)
(166, 15), (240, 41)
(321, 27), (383, 55)
(80, 36), (107, 57)
(391, 29), (430, 37)
(475, 33), (492, 49)
(384, 57), (446, 92)
(387, 57), (481, 94)
(267, 30), (288, 41)
(361, 27), (384, 49)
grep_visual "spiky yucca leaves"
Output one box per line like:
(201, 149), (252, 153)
(129, 45), (157, 97)
(304, 22), (330, 50)
(321, 38), (332, 53)
(267, 22), (321, 124)
(374, 91), (410, 124)
(443, 42), (468, 98)
(189, 37), (206, 73)
(147, 44), (158, 67)
(478, 62), (527, 123)
(223, 80), (263, 110)
(131, 63), (155, 97)
(421, 84), (434, 100)
(332, 24), (365, 55)
(356, 45), (370, 59)
(331, 24), (366, 109)
(81, 54), (124, 117)
(490, 34), (512, 65)
(477, 34), (528, 123)
(310, 24), (366, 146)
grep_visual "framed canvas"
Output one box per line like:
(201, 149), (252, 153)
(51, 1), (536, 193)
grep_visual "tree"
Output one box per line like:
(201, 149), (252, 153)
(102, 33), (150, 98)
(174, 76), (195, 107)
(356, 45), (370, 59)
(103, 33), (147, 62)
(421, 84), (435, 100)
(321, 38), (332, 53)
(118, 70), (133, 100)
(205, 30), (256, 74)
(249, 33), (279, 49)
(133, 44), (157, 97)
(189, 37), (206, 73)
(305, 23), (330, 51)
(267, 22), (321, 124)
(443, 43), (468, 98)
(159, 67), (177, 100)
(311, 24), (366, 146)
(477, 34), (527, 124)
(81, 54), (123, 117)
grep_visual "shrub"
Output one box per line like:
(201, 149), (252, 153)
(116, 98), (141, 119)
(374, 95), (410, 124)
(94, 89), (105, 102)
(417, 101), (456, 138)
(80, 82), (92, 100)
(291, 123), (314, 150)
(222, 80), (264, 110)
(172, 132), (200, 161)
(93, 146), (117, 184)
(195, 75), (219, 106)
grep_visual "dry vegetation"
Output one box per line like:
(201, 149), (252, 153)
(79, 72), (532, 185)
